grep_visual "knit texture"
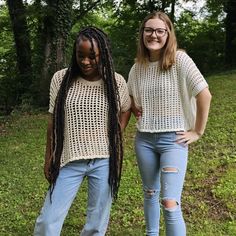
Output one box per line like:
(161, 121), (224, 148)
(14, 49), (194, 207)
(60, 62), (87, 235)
(127, 50), (208, 132)
(49, 69), (131, 167)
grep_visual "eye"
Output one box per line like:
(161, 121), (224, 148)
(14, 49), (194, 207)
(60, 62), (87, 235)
(144, 27), (153, 34)
(89, 54), (99, 60)
(89, 54), (96, 60)
(157, 29), (166, 34)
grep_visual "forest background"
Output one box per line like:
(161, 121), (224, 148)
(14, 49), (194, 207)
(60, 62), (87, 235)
(0, 0), (236, 235)
(0, 0), (236, 111)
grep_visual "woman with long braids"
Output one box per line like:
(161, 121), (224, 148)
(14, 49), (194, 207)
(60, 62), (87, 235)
(34, 26), (131, 236)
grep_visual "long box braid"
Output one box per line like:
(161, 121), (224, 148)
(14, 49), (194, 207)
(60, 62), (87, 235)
(49, 27), (123, 200)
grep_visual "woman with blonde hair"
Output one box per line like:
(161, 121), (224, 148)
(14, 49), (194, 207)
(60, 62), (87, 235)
(128, 11), (212, 236)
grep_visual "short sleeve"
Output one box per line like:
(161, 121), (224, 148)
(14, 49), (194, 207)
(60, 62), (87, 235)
(127, 64), (136, 96)
(115, 73), (131, 112)
(177, 51), (208, 97)
(48, 68), (67, 113)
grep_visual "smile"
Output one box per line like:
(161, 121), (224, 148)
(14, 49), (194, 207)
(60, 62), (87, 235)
(82, 67), (93, 72)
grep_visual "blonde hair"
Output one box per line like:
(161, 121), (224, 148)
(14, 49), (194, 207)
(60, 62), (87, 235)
(136, 11), (177, 70)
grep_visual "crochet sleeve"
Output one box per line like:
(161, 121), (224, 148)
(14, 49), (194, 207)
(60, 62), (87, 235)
(48, 69), (67, 114)
(177, 51), (208, 97)
(115, 73), (131, 112)
(127, 64), (136, 96)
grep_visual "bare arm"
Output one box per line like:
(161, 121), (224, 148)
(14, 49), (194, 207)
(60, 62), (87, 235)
(130, 96), (142, 120)
(120, 110), (131, 132)
(176, 87), (212, 144)
(194, 87), (212, 136)
(44, 114), (53, 182)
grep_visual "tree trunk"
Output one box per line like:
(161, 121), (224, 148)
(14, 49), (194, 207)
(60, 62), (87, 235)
(170, 0), (176, 22)
(6, 0), (32, 99)
(224, 0), (236, 67)
(38, 0), (74, 106)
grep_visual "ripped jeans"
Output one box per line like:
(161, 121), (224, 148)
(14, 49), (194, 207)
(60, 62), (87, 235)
(135, 131), (188, 236)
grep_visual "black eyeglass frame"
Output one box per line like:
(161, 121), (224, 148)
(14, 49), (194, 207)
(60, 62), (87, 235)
(143, 27), (168, 37)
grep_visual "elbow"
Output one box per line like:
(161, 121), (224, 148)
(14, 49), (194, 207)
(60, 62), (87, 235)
(208, 90), (212, 103)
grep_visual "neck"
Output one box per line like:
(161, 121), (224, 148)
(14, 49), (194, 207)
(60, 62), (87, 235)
(149, 51), (161, 62)
(83, 75), (101, 81)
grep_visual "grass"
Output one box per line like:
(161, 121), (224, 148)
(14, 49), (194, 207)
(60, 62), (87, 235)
(0, 70), (236, 235)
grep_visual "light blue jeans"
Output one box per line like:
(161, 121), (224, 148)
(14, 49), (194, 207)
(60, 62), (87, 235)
(34, 158), (112, 236)
(135, 131), (188, 236)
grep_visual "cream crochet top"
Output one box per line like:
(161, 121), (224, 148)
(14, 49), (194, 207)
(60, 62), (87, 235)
(127, 50), (208, 133)
(49, 68), (131, 167)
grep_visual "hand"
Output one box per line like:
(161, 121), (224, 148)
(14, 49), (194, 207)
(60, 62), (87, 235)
(175, 130), (202, 145)
(131, 106), (142, 121)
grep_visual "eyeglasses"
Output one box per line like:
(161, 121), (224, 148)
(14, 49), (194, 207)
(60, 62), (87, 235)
(143, 27), (167, 37)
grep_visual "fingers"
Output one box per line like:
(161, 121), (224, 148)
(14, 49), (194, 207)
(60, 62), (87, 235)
(131, 107), (142, 120)
(176, 130), (200, 145)
(135, 111), (142, 120)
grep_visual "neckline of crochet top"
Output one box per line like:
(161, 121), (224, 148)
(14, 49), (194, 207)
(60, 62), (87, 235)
(78, 77), (103, 85)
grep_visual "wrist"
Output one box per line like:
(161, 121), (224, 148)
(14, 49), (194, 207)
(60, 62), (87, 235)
(195, 130), (203, 136)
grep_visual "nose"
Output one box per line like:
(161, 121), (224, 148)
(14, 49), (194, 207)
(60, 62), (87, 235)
(150, 31), (158, 38)
(81, 57), (90, 65)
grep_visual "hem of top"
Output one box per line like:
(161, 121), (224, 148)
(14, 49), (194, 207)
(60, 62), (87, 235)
(122, 107), (131, 112)
(193, 83), (209, 97)
(60, 155), (109, 168)
(136, 128), (186, 133)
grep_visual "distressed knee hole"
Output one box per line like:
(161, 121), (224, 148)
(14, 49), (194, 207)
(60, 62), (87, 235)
(162, 167), (178, 173)
(144, 189), (156, 196)
(162, 199), (178, 209)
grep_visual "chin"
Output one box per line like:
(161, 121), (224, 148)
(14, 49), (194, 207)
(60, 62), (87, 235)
(148, 47), (162, 52)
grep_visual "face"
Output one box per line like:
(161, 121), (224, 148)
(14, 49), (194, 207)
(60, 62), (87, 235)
(143, 18), (168, 57)
(76, 38), (100, 81)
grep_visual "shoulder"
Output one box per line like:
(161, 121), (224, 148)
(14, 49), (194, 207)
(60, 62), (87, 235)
(128, 63), (142, 76)
(130, 62), (141, 71)
(176, 50), (193, 63)
(115, 72), (127, 84)
(176, 49), (189, 60)
(52, 68), (68, 81)
(175, 50), (197, 71)
(50, 68), (68, 88)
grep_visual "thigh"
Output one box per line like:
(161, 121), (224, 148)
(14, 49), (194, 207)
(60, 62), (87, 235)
(41, 161), (86, 217)
(135, 132), (160, 189)
(159, 132), (188, 201)
(87, 158), (111, 202)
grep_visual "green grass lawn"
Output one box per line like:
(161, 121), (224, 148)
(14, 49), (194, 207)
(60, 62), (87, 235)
(0, 71), (236, 236)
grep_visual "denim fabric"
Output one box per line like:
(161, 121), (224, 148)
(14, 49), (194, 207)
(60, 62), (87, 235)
(34, 158), (112, 236)
(135, 131), (188, 236)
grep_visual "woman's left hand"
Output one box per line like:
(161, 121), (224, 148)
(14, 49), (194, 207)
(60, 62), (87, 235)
(175, 130), (202, 145)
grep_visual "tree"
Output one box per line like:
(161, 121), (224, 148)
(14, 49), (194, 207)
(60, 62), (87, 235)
(35, 0), (74, 106)
(224, 0), (236, 67)
(206, 0), (236, 68)
(6, 0), (103, 107)
(33, 0), (104, 106)
(6, 0), (32, 99)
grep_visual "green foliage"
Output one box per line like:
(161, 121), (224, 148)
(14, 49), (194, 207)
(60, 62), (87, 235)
(0, 0), (234, 112)
(0, 5), (20, 115)
(0, 71), (236, 235)
(176, 10), (225, 74)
